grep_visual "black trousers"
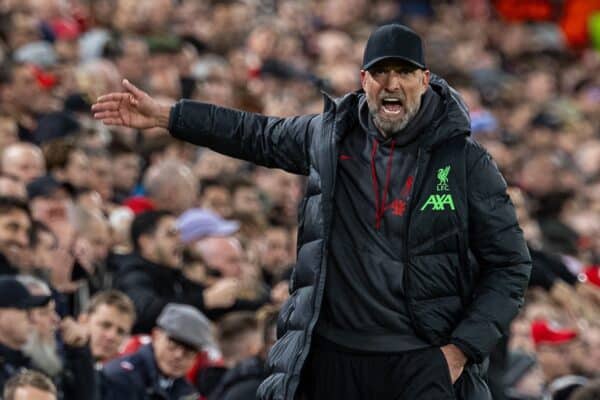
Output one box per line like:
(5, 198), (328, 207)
(300, 336), (458, 400)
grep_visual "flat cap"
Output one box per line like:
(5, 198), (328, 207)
(157, 303), (213, 351)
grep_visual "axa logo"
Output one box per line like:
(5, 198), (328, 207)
(420, 194), (455, 211)
(421, 165), (455, 212)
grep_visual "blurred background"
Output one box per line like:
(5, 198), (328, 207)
(0, 1), (599, 400)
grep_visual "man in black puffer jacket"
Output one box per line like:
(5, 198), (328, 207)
(93, 24), (531, 400)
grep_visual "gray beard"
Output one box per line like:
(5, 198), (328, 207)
(23, 332), (63, 377)
(368, 95), (422, 137)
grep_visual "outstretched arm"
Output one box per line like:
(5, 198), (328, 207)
(92, 80), (316, 175)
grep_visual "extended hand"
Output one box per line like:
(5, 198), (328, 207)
(91, 79), (173, 129)
(440, 344), (467, 384)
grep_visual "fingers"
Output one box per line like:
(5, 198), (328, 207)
(91, 100), (121, 114)
(100, 118), (125, 126)
(93, 110), (120, 120)
(93, 113), (124, 126)
(122, 79), (146, 99)
(95, 92), (129, 104)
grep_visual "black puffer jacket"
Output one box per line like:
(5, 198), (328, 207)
(114, 253), (205, 333)
(168, 76), (532, 400)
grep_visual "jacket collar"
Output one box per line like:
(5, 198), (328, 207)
(321, 73), (471, 150)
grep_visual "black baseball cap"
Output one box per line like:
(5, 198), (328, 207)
(27, 175), (74, 200)
(362, 24), (426, 71)
(0, 277), (51, 309)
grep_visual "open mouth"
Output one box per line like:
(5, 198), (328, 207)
(381, 98), (404, 114)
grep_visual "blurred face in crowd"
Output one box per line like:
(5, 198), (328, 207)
(116, 37), (149, 85)
(78, 215), (111, 266)
(200, 185), (232, 218)
(145, 162), (197, 216)
(0, 307), (31, 349)
(0, 175), (27, 199)
(5, 65), (43, 113)
(194, 236), (243, 278)
(0, 207), (31, 267)
(361, 60), (430, 136)
(29, 300), (59, 342)
(194, 150), (240, 180)
(140, 216), (182, 269)
(10, 385), (56, 400)
(112, 153), (140, 192)
(569, 327), (600, 377)
(255, 170), (301, 223)
(63, 149), (90, 189)
(536, 343), (575, 381)
(260, 226), (290, 274)
(24, 299), (62, 377)
(32, 228), (58, 270)
(80, 304), (134, 362)
(30, 189), (71, 227)
(152, 328), (197, 378)
(88, 155), (113, 201)
(232, 185), (262, 215)
(0, 117), (18, 152)
(0, 143), (46, 184)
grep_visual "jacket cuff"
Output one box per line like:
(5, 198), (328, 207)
(449, 337), (480, 364)
(167, 101), (180, 133)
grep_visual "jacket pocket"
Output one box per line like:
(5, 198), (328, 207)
(411, 295), (463, 345)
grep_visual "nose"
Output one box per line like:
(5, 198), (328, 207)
(104, 326), (118, 342)
(384, 71), (403, 92)
(171, 345), (186, 360)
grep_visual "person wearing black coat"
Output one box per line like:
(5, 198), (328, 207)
(208, 356), (267, 400)
(113, 211), (205, 334)
(101, 344), (197, 400)
(93, 24), (532, 400)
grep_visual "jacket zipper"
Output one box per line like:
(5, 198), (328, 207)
(402, 147), (432, 340)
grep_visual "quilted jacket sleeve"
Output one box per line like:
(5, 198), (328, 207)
(450, 149), (531, 363)
(168, 100), (317, 176)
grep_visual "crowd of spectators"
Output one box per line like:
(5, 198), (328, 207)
(0, 0), (598, 399)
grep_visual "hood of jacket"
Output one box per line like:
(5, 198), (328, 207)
(324, 73), (471, 150)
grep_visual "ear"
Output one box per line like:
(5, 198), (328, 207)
(360, 70), (367, 89)
(422, 69), (431, 86)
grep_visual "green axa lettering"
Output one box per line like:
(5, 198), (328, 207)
(420, 194), (455, 211)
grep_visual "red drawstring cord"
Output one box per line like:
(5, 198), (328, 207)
(371, 139), (396, 230)
(370, 140), (380, 229)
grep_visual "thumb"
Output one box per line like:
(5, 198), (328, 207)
(122, 79), (145, 100)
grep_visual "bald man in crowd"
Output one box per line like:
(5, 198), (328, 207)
(0, 143), (46, 184)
